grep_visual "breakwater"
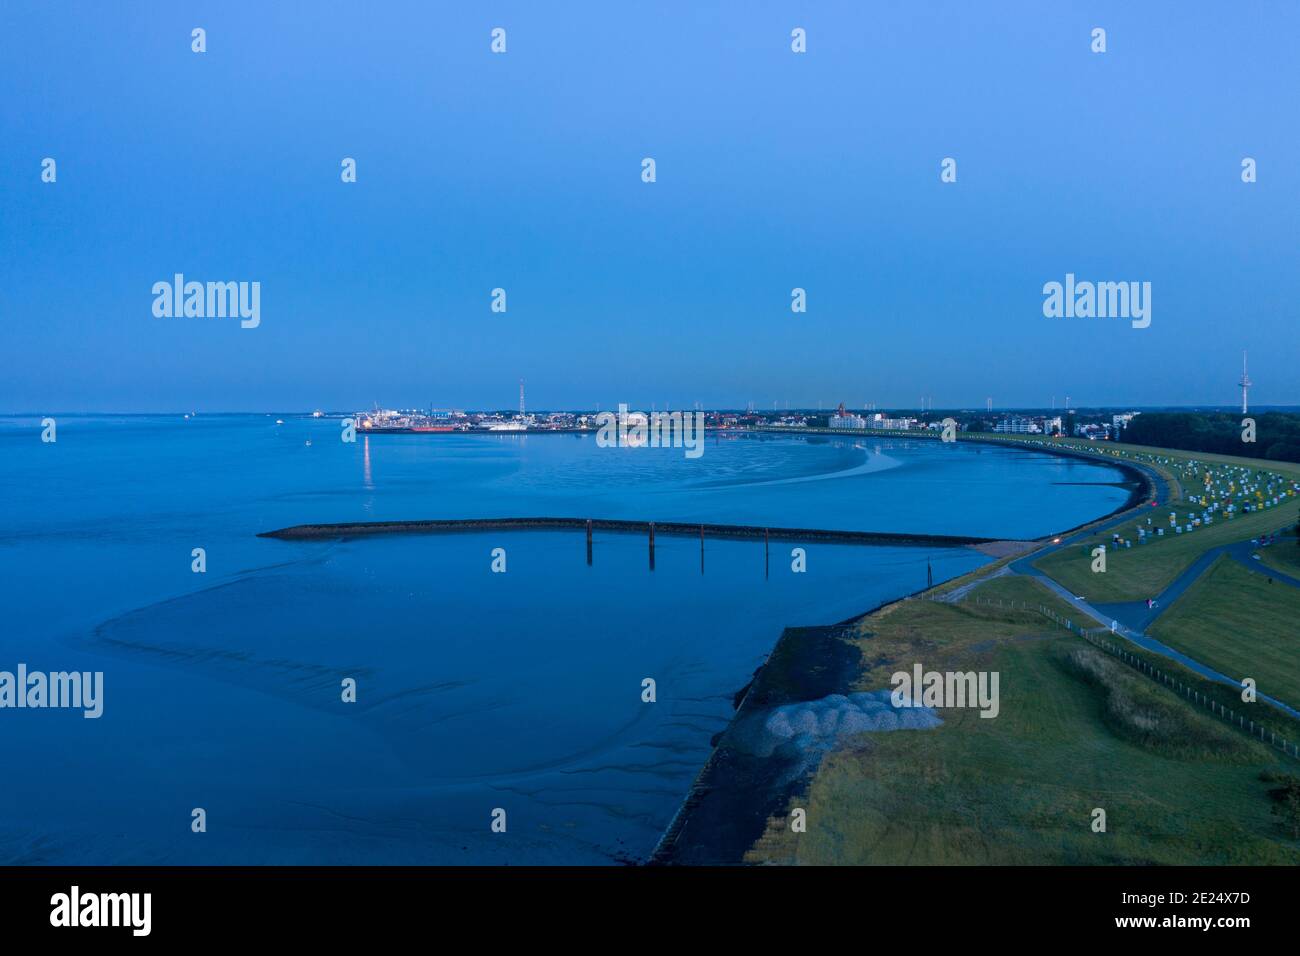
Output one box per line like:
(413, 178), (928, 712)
(258, 516), (1004, 548)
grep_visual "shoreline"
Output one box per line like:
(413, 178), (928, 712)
(650, 623), (866, 865)
(644, 436), (1167, 865)
(258, 431), (1160, 865)
(259, 435), (1157, 549)
(754, 426), (1158, 523)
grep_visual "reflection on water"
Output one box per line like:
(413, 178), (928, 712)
(37, 532), (985, 865)
(0, 416), (1131, 864)
(362, 434), (373, 491)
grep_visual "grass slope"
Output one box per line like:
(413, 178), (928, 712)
(1150, 556), (1300, 709)
(745, 576), (1300, 865)
(1033, 504), (1294, 603)
(1259, 536), (1300, 580)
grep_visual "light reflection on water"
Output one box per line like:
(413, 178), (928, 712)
(0, 416), (1131, 864)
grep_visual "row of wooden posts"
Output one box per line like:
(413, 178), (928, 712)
(585, 519), (772, 577)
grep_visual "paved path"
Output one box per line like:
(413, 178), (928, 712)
(1020, 568), (1300, 720)
(1227, 541), (1300, 587)
(1093, 536), (1300, 634)
(1008, 458), (1172, 577)
(1002, 456), (1300, 718)
(938, 564), (1011, 603)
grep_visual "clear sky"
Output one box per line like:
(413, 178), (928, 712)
(2, 1), (1297, 412)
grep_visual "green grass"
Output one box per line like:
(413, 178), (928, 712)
(1033, 504), (1297, 603)
(1149, 556), (1300, 709)
(1093, 626), (1300, 746)
(979, 431), (1300, 602)
(851, 575), (1080, 691)
(739, 435), (1300, 864)
(1101, 440), (1300, 480)
(1059, 644), (1256, 761)
(980, 433), (1300, 484)
(744, 575), (1300, 865)
(963, 574), (1080, 614)
(1259, 537), (1300, 580)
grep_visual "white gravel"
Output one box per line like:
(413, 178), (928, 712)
(740, 689), (942, 759)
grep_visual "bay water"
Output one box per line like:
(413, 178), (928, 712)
(0, 416), (1129, 863)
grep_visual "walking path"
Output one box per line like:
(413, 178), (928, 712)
(998, 455), (1300, 717)
(1092, 538), (1300, 633)
(1021, 568), (1300, 720)
(937, 564), (1011, 603)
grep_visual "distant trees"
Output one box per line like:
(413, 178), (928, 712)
(1123, 412), (1300, 464)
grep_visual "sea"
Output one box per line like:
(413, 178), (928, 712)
(0, 415), (1131, 864)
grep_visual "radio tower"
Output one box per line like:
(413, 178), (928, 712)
(1239, 351), (1252, 415)
(519, 379), (525, 416)
(986, 397), (992, 413)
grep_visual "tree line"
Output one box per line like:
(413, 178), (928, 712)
(1123, 412), (1300, 464)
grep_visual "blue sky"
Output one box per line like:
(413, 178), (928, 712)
(2, 1), (1297, 412)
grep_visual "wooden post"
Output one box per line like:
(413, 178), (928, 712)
(699, 524), (704, 575)
(586, 519), (593, 566)
(764, 527), (770, 579)
(648, 521), (655, 571)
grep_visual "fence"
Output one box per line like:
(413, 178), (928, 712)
(909, 592), (1300, 760)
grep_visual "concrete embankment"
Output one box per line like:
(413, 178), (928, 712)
(258, 516), (1003, 548)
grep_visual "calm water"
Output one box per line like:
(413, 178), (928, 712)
(0, 415), (1129, 863)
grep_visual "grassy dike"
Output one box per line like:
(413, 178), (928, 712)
(744, 574), (1300, 865)
(1029, 442), (1299, 602)
(1259, 535), (1300, 579)
(652, 430), (1300, 864)
(1034, 500), (1294, 602)
(1149, 556), (1300, 707)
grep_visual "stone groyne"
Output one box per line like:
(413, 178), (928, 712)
(258, 516), (1005, 548)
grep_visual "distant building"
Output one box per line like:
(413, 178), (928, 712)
(869, 413), (914, 430)
(879, 415), (913, 430)
(994, 417), (1039, 434)
(828, 415), (868, 429)
(1112, 412), (1139, 432)
(828, 402), (869, 429)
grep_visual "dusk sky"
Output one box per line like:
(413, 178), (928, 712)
(3, 1), (1297, 412)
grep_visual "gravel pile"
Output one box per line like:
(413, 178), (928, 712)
(740, 689), (942, 760)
